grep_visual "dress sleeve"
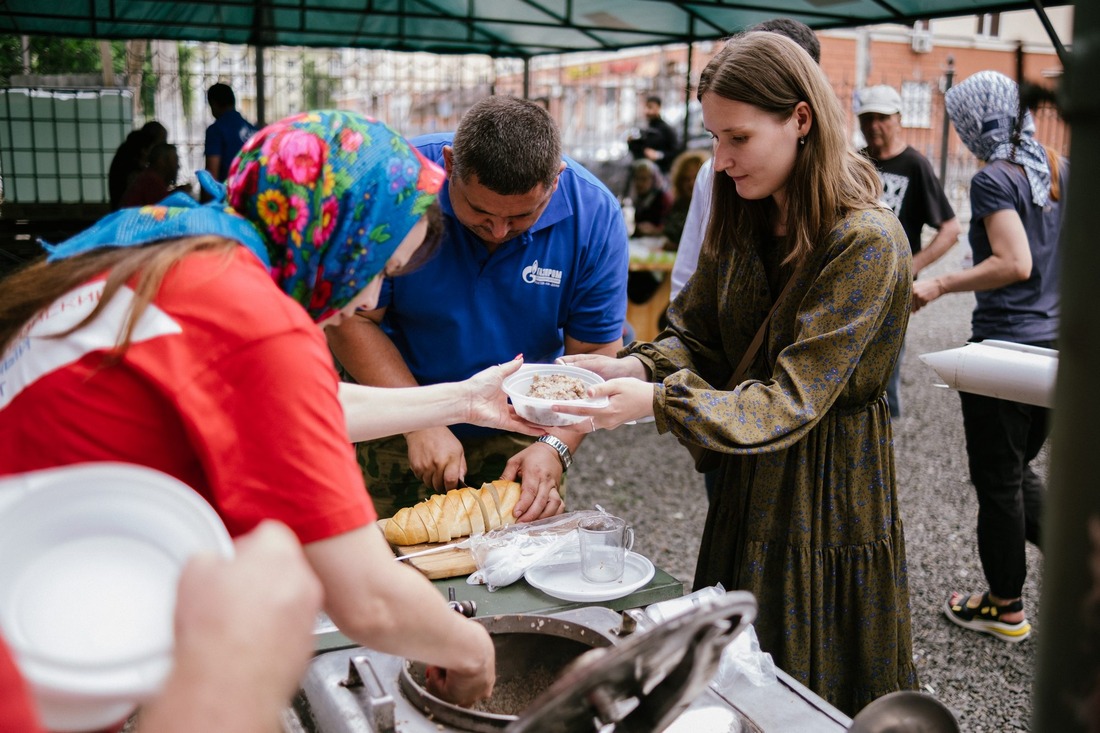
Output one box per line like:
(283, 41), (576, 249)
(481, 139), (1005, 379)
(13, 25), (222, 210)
(175, 328), (375, 543)
(626, 234), (731, 388)
(652, 211), (909, 454)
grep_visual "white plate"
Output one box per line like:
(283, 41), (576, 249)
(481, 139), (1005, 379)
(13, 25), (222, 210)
(524, 551), (655, 602)
(0, 463), (233, 731)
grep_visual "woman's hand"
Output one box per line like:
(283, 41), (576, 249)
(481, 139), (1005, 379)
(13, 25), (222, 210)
(462, 356), (544, 436)
(551, 377), (657, 432)
(556, 353), (649, 381)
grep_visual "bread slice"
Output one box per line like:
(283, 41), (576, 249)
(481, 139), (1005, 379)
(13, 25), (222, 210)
(381, 481), (524, 546)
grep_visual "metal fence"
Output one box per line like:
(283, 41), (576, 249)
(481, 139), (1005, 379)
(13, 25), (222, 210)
(0, 40), (1069, 212)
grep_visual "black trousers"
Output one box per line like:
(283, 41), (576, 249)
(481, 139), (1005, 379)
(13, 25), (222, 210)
(959, 386), (1048, 600)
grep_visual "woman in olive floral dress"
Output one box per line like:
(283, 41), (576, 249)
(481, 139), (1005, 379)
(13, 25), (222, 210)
(558, 32), (917, 715)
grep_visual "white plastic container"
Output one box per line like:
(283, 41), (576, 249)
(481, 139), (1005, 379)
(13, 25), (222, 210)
(502, 363), (609, 427)
(0, 463), (233, 732)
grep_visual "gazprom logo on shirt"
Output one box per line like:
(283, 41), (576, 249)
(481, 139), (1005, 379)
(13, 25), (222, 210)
(521, 259), (562, 288)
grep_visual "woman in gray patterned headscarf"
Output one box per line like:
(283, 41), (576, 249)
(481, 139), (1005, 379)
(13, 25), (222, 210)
(914, 70), (1067, 644)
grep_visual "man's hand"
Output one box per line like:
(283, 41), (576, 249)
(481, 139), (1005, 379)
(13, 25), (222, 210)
(406, 426), (468, 491)
(501, 443), (566, 522)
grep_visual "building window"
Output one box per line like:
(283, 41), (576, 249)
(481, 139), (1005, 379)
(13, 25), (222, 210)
(977, 13), (1001, 37)
(900, 81), (932, 129)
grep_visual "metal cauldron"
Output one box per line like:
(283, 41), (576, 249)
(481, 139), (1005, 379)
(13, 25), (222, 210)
(848, 691), (961, 733)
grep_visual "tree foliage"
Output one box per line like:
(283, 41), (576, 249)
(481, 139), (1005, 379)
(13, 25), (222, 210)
(0, 35), (128, 85)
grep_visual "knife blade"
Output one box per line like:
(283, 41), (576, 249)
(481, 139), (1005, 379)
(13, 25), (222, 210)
(394, 539), (470, 562)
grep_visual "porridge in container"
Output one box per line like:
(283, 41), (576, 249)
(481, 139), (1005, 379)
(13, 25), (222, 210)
(528, 374), (588, 401)
(502, 364), (608, 427)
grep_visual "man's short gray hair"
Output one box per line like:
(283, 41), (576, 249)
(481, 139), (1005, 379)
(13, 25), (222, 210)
(451, 97), (562, 194)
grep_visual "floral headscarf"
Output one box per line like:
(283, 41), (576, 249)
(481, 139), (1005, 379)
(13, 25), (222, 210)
(44, 111), (444, 323)
(944, 70), (1052, 207)
(226, 111), (444, 321)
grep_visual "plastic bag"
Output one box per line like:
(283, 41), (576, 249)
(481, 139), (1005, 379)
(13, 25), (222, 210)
(711, 621), (777, 689)
(645, 585), (776, 689)
(467, 509), (605, 591)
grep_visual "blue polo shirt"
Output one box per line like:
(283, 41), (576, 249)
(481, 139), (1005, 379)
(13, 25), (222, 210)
(378, 133), (628, 437)
(204, 110), (257, 181)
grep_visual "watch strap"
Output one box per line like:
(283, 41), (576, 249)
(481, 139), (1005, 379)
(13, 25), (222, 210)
(537, 435), (572, 472)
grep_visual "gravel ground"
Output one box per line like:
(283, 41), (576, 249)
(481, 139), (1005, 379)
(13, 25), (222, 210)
(567, 239), (1045, 730)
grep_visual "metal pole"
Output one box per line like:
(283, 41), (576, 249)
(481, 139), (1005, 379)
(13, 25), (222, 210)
(1033, 0), (1100, 729)
(255, 45), (266, 127)
(938, 56), (954, 184)
(523, 57), (530, 100)
(682, 40), (693, 150)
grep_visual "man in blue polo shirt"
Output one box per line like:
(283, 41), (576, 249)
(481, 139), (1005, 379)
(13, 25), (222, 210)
(203, 83), (256, 184)
(327, 97), (628, 522)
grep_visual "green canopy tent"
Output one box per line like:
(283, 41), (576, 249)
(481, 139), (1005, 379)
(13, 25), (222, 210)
(0, 0), (1074, 57)
(2, 2), (1097, 730)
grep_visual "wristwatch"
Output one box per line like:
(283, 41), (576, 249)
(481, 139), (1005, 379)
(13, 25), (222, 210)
(537, 435), (573, 472)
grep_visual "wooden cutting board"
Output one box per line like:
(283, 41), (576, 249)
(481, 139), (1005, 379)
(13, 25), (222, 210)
(379, 518), (477, 579)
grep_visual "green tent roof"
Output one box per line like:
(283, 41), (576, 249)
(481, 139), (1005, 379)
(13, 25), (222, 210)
(0, 0), (1072, 57)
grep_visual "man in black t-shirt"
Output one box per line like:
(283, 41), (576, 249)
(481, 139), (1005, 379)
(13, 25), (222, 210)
(628, 96), (679, 173)
(857, 84), (961, 417)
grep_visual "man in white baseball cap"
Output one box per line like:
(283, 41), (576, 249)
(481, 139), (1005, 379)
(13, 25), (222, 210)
(856, 84), (904, 116)
(857, 84), (960, 418)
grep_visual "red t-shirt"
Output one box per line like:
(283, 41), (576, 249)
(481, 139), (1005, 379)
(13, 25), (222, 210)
(0, 635), (42, 733)
(0, 248), (375, 542)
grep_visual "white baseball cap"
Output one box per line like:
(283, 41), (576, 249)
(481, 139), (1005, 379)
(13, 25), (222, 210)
(857, 85), (902, 116)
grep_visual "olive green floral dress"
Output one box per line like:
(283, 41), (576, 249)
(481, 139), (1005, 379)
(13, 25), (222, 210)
(627, 207), (917, 715)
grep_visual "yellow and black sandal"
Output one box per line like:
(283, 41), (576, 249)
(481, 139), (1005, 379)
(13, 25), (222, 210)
(943, 591), (1031, 643)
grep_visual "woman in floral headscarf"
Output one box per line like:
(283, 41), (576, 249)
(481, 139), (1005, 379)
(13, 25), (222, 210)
(913, 71), (1067, 643)
(0, 111), (521, 706)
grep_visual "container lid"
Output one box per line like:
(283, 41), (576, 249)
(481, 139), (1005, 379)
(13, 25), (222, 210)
(0, 463), (233, 731)
(507, 590), (757, 733)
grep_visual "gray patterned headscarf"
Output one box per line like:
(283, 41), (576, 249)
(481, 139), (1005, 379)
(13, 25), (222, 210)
(944, 70), (1052, 206)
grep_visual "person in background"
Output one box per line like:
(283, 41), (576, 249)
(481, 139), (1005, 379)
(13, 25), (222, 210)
(857, 84), (961, 418)
(203, 83), (257, 184)
(625, 158), (673, 306)
(326, 97), (628, 521)
(662, 149), (710, 250)
(628, 158), (672, 238)
(668, 17), (822, 503)
(0, 111), (524, 709)
(119, 142), (188, 208)
(627, 95), (679, 173)
(1, 521), (322, 733)
(914, 70), (1066, 644)
(107, 121), (168, 211)
(557, 32), (916, 714)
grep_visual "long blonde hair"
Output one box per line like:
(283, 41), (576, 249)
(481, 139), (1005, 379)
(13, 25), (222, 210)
(698, 32), (881, 266)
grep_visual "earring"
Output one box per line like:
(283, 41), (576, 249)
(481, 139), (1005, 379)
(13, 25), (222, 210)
(798, 136), (806, 146)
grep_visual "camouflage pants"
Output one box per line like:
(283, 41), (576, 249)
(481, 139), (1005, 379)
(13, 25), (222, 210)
(358, 432), (566, 519)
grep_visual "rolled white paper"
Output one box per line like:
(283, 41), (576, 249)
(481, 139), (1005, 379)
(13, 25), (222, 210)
(918, 340), (1058, 408)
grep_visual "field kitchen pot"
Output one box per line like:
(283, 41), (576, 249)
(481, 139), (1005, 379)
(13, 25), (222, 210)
(289, 592), (759, 733)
